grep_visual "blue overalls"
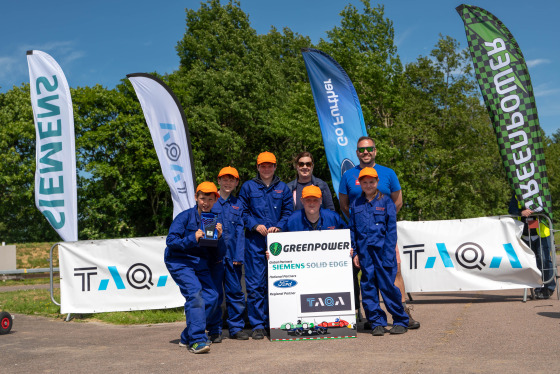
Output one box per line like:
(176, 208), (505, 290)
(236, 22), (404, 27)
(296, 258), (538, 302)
(238, 175), (293, 330)
(281, 208), (346, 232)
(207, 195), (246, 336)
(164, 206), (220, 346)
(349, 193), (408, 328)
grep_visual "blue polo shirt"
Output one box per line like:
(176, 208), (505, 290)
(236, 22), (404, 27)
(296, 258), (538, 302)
(339, 164), (401, 205)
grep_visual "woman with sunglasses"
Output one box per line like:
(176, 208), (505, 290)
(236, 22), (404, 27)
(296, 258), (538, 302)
(287, 151), (335, 211)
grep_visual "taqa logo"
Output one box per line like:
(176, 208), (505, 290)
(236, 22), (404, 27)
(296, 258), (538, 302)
(402, 242), (523, 271)
(273, 279), (298, 288)
(300, 292), (353, 313)
(73, 263), (168, 292)
(269, 242), (282, 256)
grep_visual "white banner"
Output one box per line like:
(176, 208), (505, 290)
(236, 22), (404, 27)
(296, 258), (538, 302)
(267, 230), (356, 341)
(27, 50), (77, 242)
(127, 73), (196, 219)
(59, 237), (184, 314)
(397, 216), (542, 292)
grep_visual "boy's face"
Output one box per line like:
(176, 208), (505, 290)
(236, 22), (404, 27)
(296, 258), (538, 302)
(196, 192), (217, 212)
(218, 175), (239, 194)
(302, 197), (321, 216)
(359, 176), (378, 195)
(257, 162), (276, 180)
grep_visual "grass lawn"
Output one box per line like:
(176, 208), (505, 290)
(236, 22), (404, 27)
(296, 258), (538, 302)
(0, 287), (185, 324)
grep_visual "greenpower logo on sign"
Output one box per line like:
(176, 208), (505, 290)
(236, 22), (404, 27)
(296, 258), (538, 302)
(269, 242), (282, 256)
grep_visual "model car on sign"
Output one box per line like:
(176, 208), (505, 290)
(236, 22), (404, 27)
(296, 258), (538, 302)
(317, 318), (349, 328)
(281, 320), (328, 336)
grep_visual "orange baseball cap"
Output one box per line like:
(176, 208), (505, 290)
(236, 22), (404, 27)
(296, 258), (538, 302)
(218, 166), (239, 179)
(257, 151), (277, 165)
(302, 185), (322, 199)
(358, 167), (378, 180)
(196, 181), (219, 198)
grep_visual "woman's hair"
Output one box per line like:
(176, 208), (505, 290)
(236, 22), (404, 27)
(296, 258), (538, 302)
(293, 151), (314, 169)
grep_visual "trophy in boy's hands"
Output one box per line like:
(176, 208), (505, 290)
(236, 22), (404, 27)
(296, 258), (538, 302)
(199, 212), (219, 247)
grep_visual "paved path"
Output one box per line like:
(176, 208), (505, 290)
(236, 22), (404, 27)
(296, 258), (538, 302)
(2, 289), (559, 373)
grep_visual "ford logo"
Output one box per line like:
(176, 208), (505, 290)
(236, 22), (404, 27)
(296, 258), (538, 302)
(340, 158), (355, 177)
(273, 279), (298, 288)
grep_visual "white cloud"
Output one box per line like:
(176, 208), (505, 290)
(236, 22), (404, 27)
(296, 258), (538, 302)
(0, 56), (19, 80)
(527, 59), (551, 68)
(534, 84), (560, 98)
(395, 27), (414, 49)
(0, 41), (85, 91)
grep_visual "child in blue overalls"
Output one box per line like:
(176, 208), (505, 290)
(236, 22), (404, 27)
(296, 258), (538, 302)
(238, 152), (293, 339)
(207, 166), (249, 342)
(281, 185), (345, 232)
(164, 181), (223, 354)
(349, 167), (409, 336)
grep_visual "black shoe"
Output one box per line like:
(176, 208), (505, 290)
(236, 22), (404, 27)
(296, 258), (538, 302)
(231, 330), (249, 340)
(252, 329), (266, 340)
(535, 289), (547, 299)
(534, 289), (542, 299)
(404, 305), (421, 329)
(209, 333), (222, 343)
(371, 326), (387, 336)
(536, 288), (553, 299)
(389, 325), (408, 334)
(364, 321), (372, 330)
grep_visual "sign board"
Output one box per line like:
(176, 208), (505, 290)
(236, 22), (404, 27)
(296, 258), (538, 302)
(267, 229), (357, 341)
(397, 216), (542, 292)
(59, 237), (183, 314)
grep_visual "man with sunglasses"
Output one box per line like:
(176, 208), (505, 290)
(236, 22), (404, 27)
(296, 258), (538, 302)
(339, 136), (420, 330)
(287, 151), (335, 211)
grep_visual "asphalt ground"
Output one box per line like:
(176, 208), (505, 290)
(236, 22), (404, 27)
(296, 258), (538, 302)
(2, 287), (559, 374)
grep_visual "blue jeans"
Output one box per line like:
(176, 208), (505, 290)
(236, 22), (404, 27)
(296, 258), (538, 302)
(526, 236), (556, 292)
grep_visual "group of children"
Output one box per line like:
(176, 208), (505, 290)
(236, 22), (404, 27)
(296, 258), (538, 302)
(164, 152), (407, 354)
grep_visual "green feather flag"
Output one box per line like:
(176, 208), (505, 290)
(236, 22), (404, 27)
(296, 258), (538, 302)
(457, 4), (552, 219)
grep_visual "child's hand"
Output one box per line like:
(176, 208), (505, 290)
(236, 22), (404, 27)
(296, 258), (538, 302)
(256, 224), (268, 236)
(195, 229), (204, 242)
(268, 227), (280, 233)
(265, 251), (270, 260)
(216, 223), (223, 238)
(352, 255), (360, 269)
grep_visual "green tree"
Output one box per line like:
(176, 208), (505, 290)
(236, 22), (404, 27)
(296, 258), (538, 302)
(319, 1), (404, 134)
(393, 36), (510, 221)
(544, 130), (560, 223)
(171, 0), (314, 183)
(0, 84), (60, 243)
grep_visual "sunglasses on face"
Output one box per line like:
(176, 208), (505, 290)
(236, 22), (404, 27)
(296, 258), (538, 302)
(357, 146), (375, 153)
(298, 162), (313, 167)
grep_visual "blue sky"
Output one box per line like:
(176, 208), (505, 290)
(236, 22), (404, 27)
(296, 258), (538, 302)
(1, 0), (558, 135)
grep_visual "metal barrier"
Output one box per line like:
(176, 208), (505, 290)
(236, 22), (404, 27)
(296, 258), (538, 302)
(509, 213), (557, 302)
(1, 268), (59, 275)
(49, 243), (61, 307)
